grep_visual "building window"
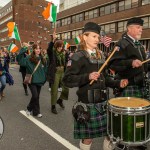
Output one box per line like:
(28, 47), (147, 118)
(105, 24), (110, 34)
(100, 7), (105, 16)
(72, 30), (82, 39)
(72, 31), (76, 39)
(72, 14), (83, 23)
(62, 19), (65, 26)
(89, 10), (93, 19)
(105, 5), (111, 15)
(57, 20), (61, 28)
(57, 34), (61, 39)
(125, 0), (131, 10)
(85, 12), (89, 20)
(142, 0), (150, 5)
(88, 9), (98, 19)
(119, 1), (125, 11)
(102, 23), (116, 34)
(68, 17), (71, 24)
(75, 14), (80, 22)
(62, 33), (65, 40)
(64, 32), (71, 40)
(72, 16), (76, 23)
(79, 13), (83, 21)
(111, 3), (116, 13)
(93, 9), (98, 18)
(119, 0), (138, 11)
(118, 21), (127, 32)
(132, 0), (138, 8)
(110, 23), (116, 33)
(143, 17), (149, 29)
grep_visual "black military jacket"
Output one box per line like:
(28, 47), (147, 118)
(63, 50), (120, 103)
(109, 34), (147, 86)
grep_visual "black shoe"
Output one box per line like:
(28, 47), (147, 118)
(51, 105), (58, 114)
(25, 89), (28, 96)
(57, 99), (65, 109)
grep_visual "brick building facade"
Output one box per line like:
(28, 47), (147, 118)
(52, 0), (150, 51)
(0, 0), (150, 51)
(0, 0), (51, 49)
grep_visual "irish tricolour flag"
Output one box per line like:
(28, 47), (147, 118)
(74, 35), (81, 44)
(7, 22), (20, 41)
(64, 41), (70, 50)
(8, 43), (18, 53)
(42, 3), (57, 22)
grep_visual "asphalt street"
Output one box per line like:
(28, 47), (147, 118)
(0, 65), (104, 150)
(1, 65), (150, 150)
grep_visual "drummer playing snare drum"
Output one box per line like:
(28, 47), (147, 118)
(109, 17), (148, 150)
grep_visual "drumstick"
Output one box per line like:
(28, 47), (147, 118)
(90, 46), (119, 85)
(142, 58), (150, 65)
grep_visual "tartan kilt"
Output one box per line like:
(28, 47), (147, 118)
(119, 85), (145, 98)
(74, 102), (107, 139)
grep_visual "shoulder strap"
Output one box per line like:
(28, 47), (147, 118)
(32, 60), (41, 75)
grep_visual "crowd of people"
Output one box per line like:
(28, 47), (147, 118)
(1, 16), (150, 150)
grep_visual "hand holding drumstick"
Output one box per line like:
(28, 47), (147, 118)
(90, 46), (119, 85)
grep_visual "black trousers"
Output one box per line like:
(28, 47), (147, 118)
(21, 71), (28, 91)
(27, 84), (42, 115)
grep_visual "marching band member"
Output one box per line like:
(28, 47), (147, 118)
(109, 17), (148, 150)
(63, 22), (128, 150)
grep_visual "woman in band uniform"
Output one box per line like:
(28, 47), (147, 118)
(63, 22), (128, 150)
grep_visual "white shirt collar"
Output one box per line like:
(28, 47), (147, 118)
(127, 34), (136, 42)
(87, 49), (96, 55)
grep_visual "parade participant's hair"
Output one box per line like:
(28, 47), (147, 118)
(54, 40), (64, 49)
(30, 44), (46, 65)
(79, 33), (101, 59)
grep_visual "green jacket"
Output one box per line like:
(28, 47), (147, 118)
(17, 48), (47, 86)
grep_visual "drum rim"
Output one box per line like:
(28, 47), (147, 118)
(108, 97), (150, 109)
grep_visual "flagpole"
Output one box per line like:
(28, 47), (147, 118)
(54, 22), (57, 33)
(16, 24), (22, 47)
(19, 39), (22, 47)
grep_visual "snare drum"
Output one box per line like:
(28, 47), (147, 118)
(107, 97), (150, 146)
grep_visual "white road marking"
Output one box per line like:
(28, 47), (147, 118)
(20, 110), (80, 150)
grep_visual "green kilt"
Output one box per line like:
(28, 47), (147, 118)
(119, 85), (145, 98)
(74, 101), (107, 139)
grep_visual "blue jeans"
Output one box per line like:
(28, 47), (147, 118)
(0, 75), (6, 93)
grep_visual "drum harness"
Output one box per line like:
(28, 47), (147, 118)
(81, 50), (108, 115)
(92, 56), (108, 115)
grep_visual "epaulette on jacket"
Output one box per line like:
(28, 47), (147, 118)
(71, 50), (89, 61)
(117, 38), (130, 49)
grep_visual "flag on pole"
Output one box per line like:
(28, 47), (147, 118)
(8, 43), (18, 53)
(100, 36), (112, 47)
(7, 22), (20, 41)
(42, 3), (57, 22)
(64, 41), (70, 50)
(74, 35), (81, 44)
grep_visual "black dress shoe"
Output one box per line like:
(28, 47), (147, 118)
(51, 108), (58, 114)
(25, 89), (29, 96)
(57, 99), (65, 108)
(51, 105), (58, 114)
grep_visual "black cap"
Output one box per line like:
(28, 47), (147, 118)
(126, 17), (144, 26)
(83, 22), (101, 34)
